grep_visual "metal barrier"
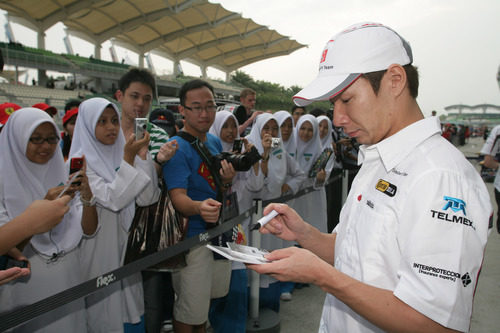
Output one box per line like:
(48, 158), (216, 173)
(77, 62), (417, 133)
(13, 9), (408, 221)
(0, 171), (353, 331)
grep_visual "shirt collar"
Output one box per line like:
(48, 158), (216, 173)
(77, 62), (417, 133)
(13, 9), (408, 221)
(358, 116), (442, 172)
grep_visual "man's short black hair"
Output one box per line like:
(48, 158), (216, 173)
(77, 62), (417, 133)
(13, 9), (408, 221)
(179, 79), (215, 106)
(64, 99), (81, 112)
(291, 105), (306, 113)
(118, 68), (156, 95)
(309, 108), (326, 117)
(362, 64), (419, 99)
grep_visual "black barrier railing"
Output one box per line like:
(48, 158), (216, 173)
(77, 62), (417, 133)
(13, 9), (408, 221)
(0, 172), (346, 331)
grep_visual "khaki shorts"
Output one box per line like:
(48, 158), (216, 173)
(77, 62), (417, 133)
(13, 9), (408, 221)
(172, 245), (231, 325)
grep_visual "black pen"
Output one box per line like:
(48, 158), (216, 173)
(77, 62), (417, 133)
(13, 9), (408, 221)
(250, 210), (279, 230)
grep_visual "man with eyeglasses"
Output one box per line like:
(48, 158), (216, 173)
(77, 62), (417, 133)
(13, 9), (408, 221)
(162, 79), (236, 333)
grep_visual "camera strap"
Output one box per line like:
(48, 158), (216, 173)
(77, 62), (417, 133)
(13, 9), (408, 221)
(176, 131), (225, 201)
(176, 131), (234, 250)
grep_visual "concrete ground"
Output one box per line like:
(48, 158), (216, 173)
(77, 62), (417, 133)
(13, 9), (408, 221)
(278, 136), (500, 332)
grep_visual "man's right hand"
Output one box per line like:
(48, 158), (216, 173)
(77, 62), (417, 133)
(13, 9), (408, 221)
(24, 196), (71, 234)
(259, 203), (310, 242)
(0, 266), (29, 285)
(199, 198), (222, 223)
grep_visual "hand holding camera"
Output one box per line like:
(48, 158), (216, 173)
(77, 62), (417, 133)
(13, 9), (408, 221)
(124, 131), (150, 165)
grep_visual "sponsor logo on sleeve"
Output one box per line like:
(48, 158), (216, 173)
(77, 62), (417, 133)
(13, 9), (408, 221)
(413, 262), (471, 287)
(375, 179), (397, 197)
(430, 196), (475, 230)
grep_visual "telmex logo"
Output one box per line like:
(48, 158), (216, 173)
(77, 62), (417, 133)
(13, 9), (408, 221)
(375, 179), (397, 197)
(442, 196), (466, 216)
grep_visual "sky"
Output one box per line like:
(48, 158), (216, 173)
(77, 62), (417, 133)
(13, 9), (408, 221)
(0, 0), (499, 116)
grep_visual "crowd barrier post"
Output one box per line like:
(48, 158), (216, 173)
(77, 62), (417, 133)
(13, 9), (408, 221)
(249, 198), (263, 322)
(247, 198), (280, 332)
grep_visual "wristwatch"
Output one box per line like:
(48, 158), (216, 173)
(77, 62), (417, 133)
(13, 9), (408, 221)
(154, 153), (165, 166)
(80, 195), (96, 207)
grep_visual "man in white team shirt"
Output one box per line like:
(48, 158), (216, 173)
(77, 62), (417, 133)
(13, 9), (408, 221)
(481, 125), (500, 233)
(248, 22), (492, 332)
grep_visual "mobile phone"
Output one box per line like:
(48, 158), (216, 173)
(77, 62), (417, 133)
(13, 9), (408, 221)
(69, 157), (83, 186)
(0, 255), (28, 270)
(232, 139), (243, 152)
(135, 118), (148, 140)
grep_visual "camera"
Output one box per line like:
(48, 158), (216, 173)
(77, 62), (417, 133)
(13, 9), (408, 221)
(135, 118), (148, 140)
(212, 145), (262, 172)
(271, 137), (281, 149)
(232, 139), (243, 153)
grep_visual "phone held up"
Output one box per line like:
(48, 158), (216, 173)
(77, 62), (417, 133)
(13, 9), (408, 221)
(69, 157), (84, 186)
(232, 138), (243, 153)
(0, 255), (28, 270)
(135, 118), (148, 140)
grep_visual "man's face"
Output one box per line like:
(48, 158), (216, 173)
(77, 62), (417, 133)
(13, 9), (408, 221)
(240, 94), (256, 112)
(331, 76), (393, 145)
(179, 86), (216, 136)
(116, 82), (153, 120)
(292, 108), (305, 126)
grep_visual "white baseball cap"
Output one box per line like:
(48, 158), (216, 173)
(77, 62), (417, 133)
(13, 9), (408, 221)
(293, 22), (413, 106)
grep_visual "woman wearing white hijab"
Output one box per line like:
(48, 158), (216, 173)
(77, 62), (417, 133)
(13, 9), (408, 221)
(0, 107), (97, 332)
(293, 115), (329, 233)
(208, 110), (263, 333)
(318, 115), (340, 171)
(69, 97), (160, 332)
(274, 110), (297, 157)
(245, 113), (305, 312)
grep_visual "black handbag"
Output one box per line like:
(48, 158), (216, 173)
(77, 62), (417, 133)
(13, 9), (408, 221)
(124, 181), (187, 270)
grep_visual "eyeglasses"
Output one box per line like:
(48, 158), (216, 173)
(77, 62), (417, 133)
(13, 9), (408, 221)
(183, 105), (217, 114)
(29, 136), (60, 144)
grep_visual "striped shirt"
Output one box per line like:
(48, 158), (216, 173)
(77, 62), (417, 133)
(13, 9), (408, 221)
(146, 122), (169, 158)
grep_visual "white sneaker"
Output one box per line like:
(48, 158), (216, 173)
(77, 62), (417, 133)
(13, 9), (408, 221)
(280, 292), (292, 301)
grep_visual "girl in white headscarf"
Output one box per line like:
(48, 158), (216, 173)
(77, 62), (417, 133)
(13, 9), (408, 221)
(69, 97), (160, 332)
(274, 110), (297, 157)
(208, 110), (264, 333)
(245, 113), (305, 312)
(293, 115), (329, 233)
(0, 107), (97, 333)
(318, 115), (341, 171)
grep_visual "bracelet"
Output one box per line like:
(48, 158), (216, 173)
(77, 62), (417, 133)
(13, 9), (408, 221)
(154, 153), (165, 166)
(223, 182), (232, 189)
(80, 195), (96, 207)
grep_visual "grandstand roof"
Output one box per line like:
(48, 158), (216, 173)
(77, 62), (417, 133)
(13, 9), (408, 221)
(0, 0), (306, 73)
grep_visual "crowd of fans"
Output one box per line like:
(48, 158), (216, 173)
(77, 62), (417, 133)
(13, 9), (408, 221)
(0, 68), (360, 333)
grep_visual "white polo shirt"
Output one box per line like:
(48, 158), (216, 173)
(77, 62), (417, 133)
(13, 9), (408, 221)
(480, 124), (500, 192)
(319, 117), (491, 332)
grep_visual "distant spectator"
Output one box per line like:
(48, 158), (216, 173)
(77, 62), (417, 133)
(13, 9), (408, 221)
(233, 88), (262, 136)
(0, 102), (21, 132)
(65, 99), (82, 112)
(291, 105), (306, 126)
(309, 107), (327, 117)
(61, 107), (78, 161)
(32, 102), (57, 118)
(431, 110), (437, 117)
(149, 108), (177, 137)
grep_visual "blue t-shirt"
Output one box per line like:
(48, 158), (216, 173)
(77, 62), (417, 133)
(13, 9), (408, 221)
(163, 133), (222, 237)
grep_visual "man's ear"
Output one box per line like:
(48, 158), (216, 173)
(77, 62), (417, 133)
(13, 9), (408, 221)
(178, 105), (186, 118)
(115, 89), (124, 103)
(386, 64), (407, 97)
